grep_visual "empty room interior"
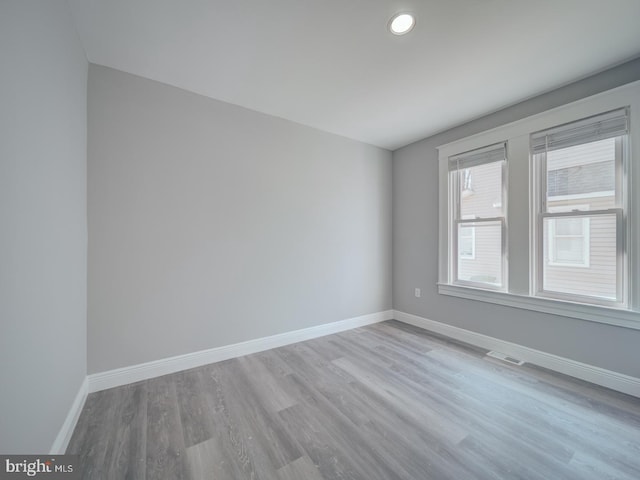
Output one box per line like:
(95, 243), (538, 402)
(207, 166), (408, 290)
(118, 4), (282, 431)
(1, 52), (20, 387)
(3, 1), (640, 479)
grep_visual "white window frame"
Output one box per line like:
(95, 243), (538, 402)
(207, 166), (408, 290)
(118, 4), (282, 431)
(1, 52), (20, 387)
(437, 80), (640, 331)
(532, 126), (626, 308)
(546, 205), (590, 268)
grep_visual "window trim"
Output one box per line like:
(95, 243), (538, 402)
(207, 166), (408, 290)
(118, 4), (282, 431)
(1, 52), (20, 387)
(437, 283), (640, 331)
(437, 79), (640, 330)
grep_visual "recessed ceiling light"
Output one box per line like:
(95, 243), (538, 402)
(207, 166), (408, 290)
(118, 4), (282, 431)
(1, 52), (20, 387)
(388, 13), (415, 35)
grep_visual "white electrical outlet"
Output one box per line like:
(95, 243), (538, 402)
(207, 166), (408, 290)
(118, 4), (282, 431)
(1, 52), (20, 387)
(414, 288), (421, 298)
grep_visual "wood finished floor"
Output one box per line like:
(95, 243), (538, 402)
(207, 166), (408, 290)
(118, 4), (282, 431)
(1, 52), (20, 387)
(67, 320), (640, 479)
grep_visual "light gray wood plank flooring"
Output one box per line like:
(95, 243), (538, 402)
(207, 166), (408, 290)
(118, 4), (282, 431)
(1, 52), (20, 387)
(67, 320), (640, 479)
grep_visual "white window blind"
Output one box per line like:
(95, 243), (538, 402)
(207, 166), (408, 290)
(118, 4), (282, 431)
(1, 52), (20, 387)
(531, 108), (628, 155)
(449, 143), (506, 171)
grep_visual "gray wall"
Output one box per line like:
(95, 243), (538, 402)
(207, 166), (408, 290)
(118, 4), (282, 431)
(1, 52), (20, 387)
(0, 1), (88, 453)
(88, 65), (392, 374)
(393, 57), (640, 378)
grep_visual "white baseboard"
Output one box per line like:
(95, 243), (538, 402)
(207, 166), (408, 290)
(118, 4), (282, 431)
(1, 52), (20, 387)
(393, 310), (640, 398)
(88, 310), (394, 393)
(50, 377), (88, 454)
(54, 309), (639, 451)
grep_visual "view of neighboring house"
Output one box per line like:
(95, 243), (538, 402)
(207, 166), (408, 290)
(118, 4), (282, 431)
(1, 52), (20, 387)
(544, 137), (617, 300)
(457, 137), (618, 300)
(457, 160), (503, 285)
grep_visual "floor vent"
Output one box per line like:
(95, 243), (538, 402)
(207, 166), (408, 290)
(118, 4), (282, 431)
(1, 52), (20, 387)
(486, 351), (525, 366)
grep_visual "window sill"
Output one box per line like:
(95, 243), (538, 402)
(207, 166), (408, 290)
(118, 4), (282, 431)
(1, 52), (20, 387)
(437, 283), (640, 331)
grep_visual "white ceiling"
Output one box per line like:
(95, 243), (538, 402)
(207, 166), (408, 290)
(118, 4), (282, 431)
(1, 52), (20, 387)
(68, 0), (640, 150)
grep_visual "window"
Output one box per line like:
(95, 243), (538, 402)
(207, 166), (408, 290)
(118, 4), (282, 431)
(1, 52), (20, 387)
(437, 81), (639, 329)
(448, 143), (506, 289)
(532, 110), (627, 306)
